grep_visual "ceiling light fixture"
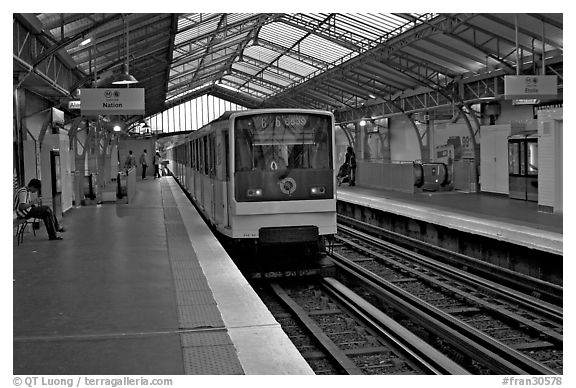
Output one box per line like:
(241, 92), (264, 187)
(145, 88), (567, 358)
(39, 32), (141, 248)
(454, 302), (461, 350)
(369, 94), (376, 99)
(113, 125), (122, 132)
(112, 14), (138, 85)
(79, 37), (92, 47)
(359, 119), (367, 127)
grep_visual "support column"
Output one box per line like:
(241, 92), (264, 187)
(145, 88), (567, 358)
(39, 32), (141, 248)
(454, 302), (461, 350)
(406, 114), (424, 161)
(13, 87), (26, 188)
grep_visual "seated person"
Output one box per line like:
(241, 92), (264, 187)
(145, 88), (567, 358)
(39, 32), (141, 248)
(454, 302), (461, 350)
(14, 179), (64, 241)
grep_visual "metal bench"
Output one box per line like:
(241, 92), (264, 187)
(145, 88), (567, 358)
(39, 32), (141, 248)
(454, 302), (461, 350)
(14, 216), (37, 246)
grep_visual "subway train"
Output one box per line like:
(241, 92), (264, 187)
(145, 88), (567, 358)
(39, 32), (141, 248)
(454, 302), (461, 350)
(163, 109), (337, 253)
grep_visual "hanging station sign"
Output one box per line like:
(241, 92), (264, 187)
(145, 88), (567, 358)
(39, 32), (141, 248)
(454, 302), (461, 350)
(80, 88), (145, 115)
(504, 75), (557, 100)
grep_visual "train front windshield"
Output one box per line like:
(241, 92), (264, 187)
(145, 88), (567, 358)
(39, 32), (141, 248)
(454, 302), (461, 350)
(234, 113), (332, 172)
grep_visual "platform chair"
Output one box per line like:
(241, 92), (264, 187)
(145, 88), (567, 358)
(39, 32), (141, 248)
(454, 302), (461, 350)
(14, 217), (39, 246)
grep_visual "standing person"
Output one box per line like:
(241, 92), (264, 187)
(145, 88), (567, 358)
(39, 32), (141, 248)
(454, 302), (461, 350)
(345, 146), (356, 186)
(14, 179), (64, 241)
(139, 149), (148, 179)
(153, 151), (161, 179)
(124, 150), (136, 170)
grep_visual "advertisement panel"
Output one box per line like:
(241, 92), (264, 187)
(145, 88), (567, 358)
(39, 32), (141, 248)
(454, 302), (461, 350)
(434, 123), (474, 160)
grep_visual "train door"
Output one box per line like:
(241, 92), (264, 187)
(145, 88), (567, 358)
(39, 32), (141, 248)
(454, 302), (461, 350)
(203, 136), (209, 215)
(199, 137), (205, 208)
(203, 135), (214, 218)
(188, 140), (195, 195)
(223, 130), (230, 228)
(204, 135), (214, 217)
(194, 139), (201, 202)
(526, 135), (538, 202)
(182, 143), (187, 189)
(186, 142), (191, 189)
(210, 133), (217, 221)
(180, 144), (185, 188)
(214, 130), (225, 225)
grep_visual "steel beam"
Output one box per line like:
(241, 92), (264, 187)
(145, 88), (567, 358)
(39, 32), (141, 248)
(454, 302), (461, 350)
(265, 14), (463, 106)
(279, 14), (364, 52)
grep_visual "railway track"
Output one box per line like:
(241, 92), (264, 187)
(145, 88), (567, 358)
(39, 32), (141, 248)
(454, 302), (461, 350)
(328, 223), (563, 374)
(254, 279), (468, 375)
(337, 214), (562, 305)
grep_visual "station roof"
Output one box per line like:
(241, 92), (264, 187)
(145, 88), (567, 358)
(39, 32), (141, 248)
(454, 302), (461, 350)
(15, 13), (563, 123)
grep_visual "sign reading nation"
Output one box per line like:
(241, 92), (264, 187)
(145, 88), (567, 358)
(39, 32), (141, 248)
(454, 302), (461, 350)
(504, 75), (557, 100)
(80, 88), (145, 115)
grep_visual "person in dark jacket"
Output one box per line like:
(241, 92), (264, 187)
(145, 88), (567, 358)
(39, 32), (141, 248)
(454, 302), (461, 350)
(345, 146), (356, 186)
(124, 150), (136, 170)
(139, 149), (148, 179)
(14, 179), (64, 240)
(153, 151), (161, 179)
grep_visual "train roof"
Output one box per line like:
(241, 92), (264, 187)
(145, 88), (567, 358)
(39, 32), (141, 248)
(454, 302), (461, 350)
(161, 108), (335, 147)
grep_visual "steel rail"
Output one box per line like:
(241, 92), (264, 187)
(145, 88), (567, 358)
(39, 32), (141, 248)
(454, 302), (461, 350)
(335, 232), (563, 346)
(268, 282), (364, 375)
(320, 277), (470, 375)
(337, 214), (563, 305)
(329, 251), (558, 375)
(336, 223), (563, 327)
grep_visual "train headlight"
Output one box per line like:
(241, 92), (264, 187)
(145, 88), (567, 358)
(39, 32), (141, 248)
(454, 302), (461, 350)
(310, 186), (326, 195)
(247, 188), (263, 197)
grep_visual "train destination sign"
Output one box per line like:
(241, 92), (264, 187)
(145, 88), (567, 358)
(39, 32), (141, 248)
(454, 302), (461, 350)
(252, 114), (314, 145)
(80, 88), (145, 115)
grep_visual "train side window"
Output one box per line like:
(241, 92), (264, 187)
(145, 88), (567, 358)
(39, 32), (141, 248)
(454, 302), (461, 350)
(211, 135), (216, 176)
(205, 136), (210, 175)
(208, 136), (214, 176)
(198, 138), (203, 174)
(188, 141), (192, 167)
(196, 139), (199, 173)
(193, 140), (196, 171)
(196, 139), (200, 172)
(192, 140), (196, 171)
(203, 137), (209, 175)
(195, 140), (199, 172)
(193, 140), (197, 171)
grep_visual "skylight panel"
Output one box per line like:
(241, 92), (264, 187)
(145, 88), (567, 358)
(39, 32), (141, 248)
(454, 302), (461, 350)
(299, 35), (353, 63)
(260, 21), (307, 48)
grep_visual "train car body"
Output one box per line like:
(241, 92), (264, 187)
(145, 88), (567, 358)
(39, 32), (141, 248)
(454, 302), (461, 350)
(164, 109), (337, 248)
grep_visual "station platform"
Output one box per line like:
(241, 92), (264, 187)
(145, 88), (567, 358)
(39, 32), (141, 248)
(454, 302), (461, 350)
(336, 186), (563, 256)
(13, 177), (313, 375)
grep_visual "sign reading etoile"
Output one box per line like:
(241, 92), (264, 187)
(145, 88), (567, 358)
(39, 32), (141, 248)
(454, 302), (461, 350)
(504, 75), (557, 100)
(80, 88), (145, 115)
